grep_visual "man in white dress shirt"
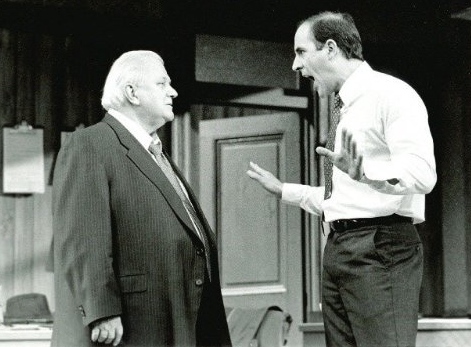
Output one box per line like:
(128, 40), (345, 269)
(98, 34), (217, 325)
(247, 11), (436, 347)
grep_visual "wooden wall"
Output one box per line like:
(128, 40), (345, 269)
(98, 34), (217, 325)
(0, 28), (103, 312)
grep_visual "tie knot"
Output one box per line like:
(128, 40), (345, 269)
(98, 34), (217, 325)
(149, 140), (163, 157)
(333, 93), (343, 110)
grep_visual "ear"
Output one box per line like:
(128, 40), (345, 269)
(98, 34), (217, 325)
(124, 84), (140, 105)
(325, 39), (339, 59)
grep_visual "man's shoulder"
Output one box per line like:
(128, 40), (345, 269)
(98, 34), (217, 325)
(73, 119), (112, 139)
(62, 120), (117, 154)
(371, 69), (415, 91)
(366, 69), (422, 104)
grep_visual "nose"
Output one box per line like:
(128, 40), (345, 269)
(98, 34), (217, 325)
(292, 56), (302, 72)
(168, 85), (178, 98)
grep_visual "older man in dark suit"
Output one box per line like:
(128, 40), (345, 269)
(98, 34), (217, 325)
(52, 50), (231, 347)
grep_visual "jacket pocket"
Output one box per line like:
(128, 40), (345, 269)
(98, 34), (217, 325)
(119, 273), (147, 293)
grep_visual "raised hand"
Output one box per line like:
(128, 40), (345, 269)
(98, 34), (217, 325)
(316, 128), (364, 181)
(246, 161), (283, 198)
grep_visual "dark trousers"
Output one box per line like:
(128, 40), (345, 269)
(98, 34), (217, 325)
(322, 221), (423, 347)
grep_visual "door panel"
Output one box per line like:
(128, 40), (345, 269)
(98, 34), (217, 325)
(199, 113), (302, 346)
(220, 137), (281, 285)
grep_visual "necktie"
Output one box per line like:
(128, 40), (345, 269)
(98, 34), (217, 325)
(149, 140), (212, 281)
(324, 93), (343, 200)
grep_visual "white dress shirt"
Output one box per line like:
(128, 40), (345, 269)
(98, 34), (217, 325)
(282, 62), (437, 223)
(108, 108), (154, 151)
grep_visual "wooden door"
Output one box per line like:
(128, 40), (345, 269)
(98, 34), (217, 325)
(199, 113), (303, 346)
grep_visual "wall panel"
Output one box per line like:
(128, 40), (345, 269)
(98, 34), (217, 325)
(0, 25), (117, 311)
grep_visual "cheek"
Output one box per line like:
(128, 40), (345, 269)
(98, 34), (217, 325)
(305, 56), (316, 69)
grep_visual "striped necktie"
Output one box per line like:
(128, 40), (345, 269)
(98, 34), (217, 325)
(324, 93), (343, 200)
(149, 140), (212, 281)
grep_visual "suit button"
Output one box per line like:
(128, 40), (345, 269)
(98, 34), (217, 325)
(195, 279), (204, 286)
(196, 248), (204, 256)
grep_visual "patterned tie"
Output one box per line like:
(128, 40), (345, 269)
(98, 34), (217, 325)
(324, 93), (343, 200)
(149, 140), (212, 281)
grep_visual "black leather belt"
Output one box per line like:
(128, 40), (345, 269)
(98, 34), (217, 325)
(330, 214), (412, 233)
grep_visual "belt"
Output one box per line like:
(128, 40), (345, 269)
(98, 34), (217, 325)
(329, 214), (412, 233)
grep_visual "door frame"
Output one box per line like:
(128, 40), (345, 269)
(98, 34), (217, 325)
(199, 112), (303, 346)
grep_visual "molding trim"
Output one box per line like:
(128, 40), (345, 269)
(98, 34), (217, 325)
(222, 285), (287, 297)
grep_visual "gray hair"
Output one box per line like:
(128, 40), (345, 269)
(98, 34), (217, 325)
(101, 50), (164, 111)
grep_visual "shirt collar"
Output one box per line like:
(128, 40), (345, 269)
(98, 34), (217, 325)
(107, 108), (157, 151)
(338, 61), (373, 107)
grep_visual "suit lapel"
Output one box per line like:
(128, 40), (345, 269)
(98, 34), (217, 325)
(103, 114), (197, 235)
(165, 151), (217, 248)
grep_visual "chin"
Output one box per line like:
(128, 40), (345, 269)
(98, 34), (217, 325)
(162, 113), (175, 124)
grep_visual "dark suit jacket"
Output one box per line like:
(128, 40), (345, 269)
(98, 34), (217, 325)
(51, 114), (231, 347)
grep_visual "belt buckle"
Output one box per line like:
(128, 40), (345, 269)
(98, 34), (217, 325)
(341, 220), (351, 231)
(331, 220), (347, 232)
(331, 219), (361, 232)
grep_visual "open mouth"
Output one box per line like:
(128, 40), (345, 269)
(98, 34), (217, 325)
(302, 73), (315, 81)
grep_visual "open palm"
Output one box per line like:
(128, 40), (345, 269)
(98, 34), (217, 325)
(316, 128), (364, 181)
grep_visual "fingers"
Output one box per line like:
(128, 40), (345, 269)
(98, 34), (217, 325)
(320, 130), (364, 180)
(342, 128), (354, 158)
(90, 317), (123, 345)
(341, 128), (355, 156)
(315, 146), (333, 159)
(339, 128), (359, 160)
(91, 326), (110, 343)
(249, 161), (258, 170)
(318, 130), (353, 161)
(356, 155), (363, 173)
(91, 327), (100, 342)
(248, 161), (265, 175)
(98, 328), (109, 343)
(342, 130), (364, 180)
(247, 161), (269, 181)
(246, 170), (257, 179)
(113, 325), (124, 346)
(348, 136), (363, 178)
(341, 128), (348, 152)
(247, 162), (261, 180)
(246, 161), (282, 197)
(351, 139), (357, 160)
(91, 326), (122, 345)
(104, 329), (115, 344)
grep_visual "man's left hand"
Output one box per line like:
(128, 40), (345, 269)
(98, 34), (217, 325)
(90, 316), (123, 346)
(316, 128), (364, 181)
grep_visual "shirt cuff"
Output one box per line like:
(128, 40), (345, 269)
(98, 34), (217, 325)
(281, 183), (310, 205)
